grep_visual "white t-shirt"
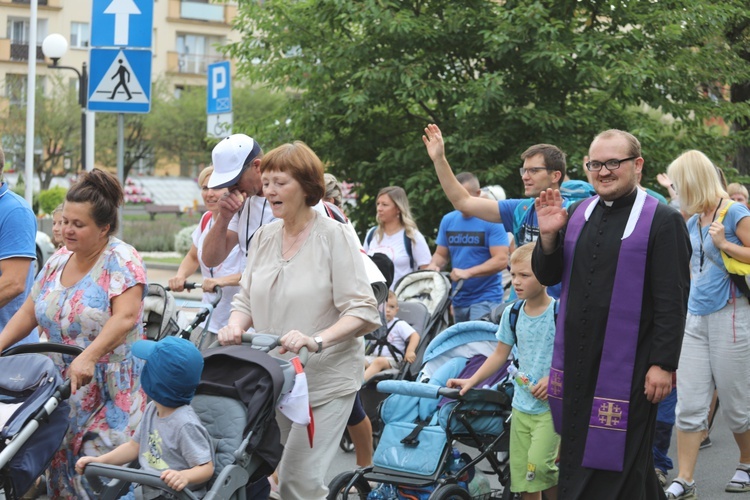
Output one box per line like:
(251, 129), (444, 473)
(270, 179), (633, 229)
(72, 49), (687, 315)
(193, 215), (245, 333)
(374, 317), (417, 359)
(364, 228), (431, 289)
(228, 195), (276, 260)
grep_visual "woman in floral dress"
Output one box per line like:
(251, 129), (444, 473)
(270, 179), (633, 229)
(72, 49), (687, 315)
(0, 169), (147, 498)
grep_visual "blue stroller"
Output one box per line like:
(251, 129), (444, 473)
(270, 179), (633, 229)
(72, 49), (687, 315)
(0, 343), (83, 500)
(329, 321), (514, 500)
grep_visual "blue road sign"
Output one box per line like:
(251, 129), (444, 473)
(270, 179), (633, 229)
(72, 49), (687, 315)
(88, 48), (152, 113)
(91, 0), (153, 48)
(207, 61), (232, 114)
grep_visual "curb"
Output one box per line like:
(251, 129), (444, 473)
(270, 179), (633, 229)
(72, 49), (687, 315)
(143, 261), (180, 271)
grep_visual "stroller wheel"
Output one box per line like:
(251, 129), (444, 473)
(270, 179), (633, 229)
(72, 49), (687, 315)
(327, 471), (371, 499)
(339, 429), (355, 452)
(428, 484), (472, 500)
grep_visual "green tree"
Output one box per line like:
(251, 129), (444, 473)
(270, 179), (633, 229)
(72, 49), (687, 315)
(95, 112), (154, 180)
(146, 82), (288, 178)
(1, 76), (81, 190)
(226, 0), (750, 237)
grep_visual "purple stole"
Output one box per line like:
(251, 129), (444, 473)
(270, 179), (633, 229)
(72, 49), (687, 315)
(548, 189), (658, 472)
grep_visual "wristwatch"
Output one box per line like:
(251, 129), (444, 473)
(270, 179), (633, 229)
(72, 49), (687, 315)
(313, 335), (324, 353)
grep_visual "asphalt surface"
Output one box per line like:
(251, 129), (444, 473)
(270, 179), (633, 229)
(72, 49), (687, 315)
(147, 266), (745, 499)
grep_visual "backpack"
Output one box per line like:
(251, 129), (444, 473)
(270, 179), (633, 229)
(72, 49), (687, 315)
(507, 299), (560, 342)
(365, 226), (415, 270)
(714, 201), (750, 301)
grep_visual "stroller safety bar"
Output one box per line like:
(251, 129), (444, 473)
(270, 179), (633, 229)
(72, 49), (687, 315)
(377, 380), (510, 406)
(85, 463), (200, 500)
(208, 332), (310, 366)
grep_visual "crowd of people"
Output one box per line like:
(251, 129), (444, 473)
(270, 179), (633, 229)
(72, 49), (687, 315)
(0, 122), (748, 499)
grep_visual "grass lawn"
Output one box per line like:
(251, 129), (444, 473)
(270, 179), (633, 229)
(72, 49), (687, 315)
(142, 256), (183, 265)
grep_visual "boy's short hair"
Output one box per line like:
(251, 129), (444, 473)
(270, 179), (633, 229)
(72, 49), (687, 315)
(728, 182), (749, 200)
(387, 290), (397, 302)
(133, 337), (204, 407)
(510, 242), (536, 267)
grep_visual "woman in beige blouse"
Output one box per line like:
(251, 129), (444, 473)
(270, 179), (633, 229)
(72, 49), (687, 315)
(217, 141), (380, 499)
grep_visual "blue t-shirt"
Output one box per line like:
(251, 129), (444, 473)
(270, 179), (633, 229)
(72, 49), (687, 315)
(436, 210), (509, 307)
(496, 299), (556, 415)
(687, 201), (750, 315)
(0, 183), (39, 344)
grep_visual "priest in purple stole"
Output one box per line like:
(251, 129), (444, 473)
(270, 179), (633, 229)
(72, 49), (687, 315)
(531, 130), (691, 500)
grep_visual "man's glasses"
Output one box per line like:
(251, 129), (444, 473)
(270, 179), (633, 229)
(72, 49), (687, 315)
(586, 156), (637, 172)
(519, 167), (554, 176)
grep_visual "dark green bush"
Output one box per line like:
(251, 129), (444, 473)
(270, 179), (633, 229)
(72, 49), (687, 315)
(38, 186), (67, 215)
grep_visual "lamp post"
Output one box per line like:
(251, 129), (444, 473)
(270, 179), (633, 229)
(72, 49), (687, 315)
(41, 33), (88, 172)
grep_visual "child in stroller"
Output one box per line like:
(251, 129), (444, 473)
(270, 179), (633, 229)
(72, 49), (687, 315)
(83, 333), (307, 500)
(76, 336), (214, 498)
(365, 290), (421, 383)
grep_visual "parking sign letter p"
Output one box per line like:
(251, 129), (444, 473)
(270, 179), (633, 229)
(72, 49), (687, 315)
(212, 67), (227, 99)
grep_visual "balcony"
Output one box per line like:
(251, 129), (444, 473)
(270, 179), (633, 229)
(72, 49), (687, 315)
(168, 51), (225, 75)
(168, 0), (237, 25)
(10, 43), (44, 62)
(0, 0), (61, 6)
(11, 0), (47, 4)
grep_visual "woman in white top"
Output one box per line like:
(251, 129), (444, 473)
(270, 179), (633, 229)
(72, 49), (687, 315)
(169, 166), (243, 349)
(363, 186), (431, 288)
(217, 141), (380, 499)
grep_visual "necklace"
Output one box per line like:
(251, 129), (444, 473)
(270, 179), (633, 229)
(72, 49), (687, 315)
(699, 199), (723, 273)
(282, 216), (314, 258)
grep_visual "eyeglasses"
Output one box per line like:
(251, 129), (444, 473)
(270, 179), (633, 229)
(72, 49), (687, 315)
(519, 167), (554, 176)
(585, 156), (637, 172)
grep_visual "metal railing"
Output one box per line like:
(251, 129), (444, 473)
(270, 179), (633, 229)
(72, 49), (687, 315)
(10, 43), (44, 62)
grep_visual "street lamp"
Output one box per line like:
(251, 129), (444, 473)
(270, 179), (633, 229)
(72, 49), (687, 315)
(41, 33), (88, 171)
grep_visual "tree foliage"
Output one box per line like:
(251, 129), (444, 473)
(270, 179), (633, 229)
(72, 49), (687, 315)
(226, 0), (750, 238)
(1, 77), (81, 190)
(95, 112), (154, 180)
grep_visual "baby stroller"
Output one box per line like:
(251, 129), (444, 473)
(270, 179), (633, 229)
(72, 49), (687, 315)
(142, 282), (223, 349)
(0, 342), (83, 500)
(329, 321), (514, 500)
(84, 333), (307, 500)
(393, 270), (452, 380)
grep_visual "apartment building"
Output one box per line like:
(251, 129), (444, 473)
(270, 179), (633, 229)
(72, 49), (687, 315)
(0, 0), (241, 91)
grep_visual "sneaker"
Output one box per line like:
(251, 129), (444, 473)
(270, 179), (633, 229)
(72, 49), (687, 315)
(726, 467), (750, 492)
(656, 468), (668, 488)
(699, 436), (712, 449)
(665, 478), (698, 499)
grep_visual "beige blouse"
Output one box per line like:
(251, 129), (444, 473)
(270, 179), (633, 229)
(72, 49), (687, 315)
(232, 212), (380, 406)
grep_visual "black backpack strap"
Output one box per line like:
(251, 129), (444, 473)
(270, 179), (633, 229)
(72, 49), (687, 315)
(403, 232), (415, 270)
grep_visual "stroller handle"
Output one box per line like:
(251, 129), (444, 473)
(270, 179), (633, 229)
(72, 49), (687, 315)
(240, 332), (309, 366)
(377, 380), (510, 405)
(2, 342), (85, 358)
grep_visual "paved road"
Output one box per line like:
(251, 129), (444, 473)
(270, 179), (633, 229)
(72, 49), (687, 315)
(147, 266), (742, 498)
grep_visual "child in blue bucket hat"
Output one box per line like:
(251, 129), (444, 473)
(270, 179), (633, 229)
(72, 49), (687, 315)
(76, 336), (214, 498)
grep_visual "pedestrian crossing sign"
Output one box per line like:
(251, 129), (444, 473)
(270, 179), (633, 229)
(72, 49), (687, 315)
(88, 48), (152, 113)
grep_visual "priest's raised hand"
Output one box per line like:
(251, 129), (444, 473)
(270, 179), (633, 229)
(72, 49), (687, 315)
(535, 188), (568, 253)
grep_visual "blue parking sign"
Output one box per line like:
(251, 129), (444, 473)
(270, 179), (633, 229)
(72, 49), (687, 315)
(207, 61), (232, 114)
(91, 0), (153, 48)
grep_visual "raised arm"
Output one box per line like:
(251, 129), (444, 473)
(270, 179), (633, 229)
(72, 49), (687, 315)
(201, 194), (242, 267)
(422, 124), (502, 223)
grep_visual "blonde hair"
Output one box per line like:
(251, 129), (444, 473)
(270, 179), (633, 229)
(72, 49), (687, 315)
(666, 150), (728, 215)
(374, 186), (420, 245)
(510, 242), (536, 268)
(52, 203), (64, 216)
(198, 166), (214, 188)
(728, 182), (749, 201)
(591, 129), (642, 158)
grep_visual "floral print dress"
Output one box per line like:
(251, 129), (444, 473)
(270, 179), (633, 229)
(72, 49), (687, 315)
(32, 237), (148, 498)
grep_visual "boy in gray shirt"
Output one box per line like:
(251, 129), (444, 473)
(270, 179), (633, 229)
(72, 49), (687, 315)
(76, 337), (214, 498)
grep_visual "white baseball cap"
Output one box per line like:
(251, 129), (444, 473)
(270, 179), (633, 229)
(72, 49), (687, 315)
(208, 134), (263, 189)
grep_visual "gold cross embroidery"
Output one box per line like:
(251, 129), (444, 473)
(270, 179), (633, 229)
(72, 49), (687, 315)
(597, 401), (622, 427)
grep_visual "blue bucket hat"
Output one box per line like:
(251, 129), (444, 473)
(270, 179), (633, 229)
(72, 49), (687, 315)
(133, 337), (204, 407)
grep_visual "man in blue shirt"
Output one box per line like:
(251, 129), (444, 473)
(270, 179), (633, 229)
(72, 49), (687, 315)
(422, 124), (593, 298)
(426, 172), (509, 322)
(0, 154), (40, 344)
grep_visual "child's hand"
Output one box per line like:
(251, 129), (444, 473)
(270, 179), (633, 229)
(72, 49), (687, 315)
(447, 378), (475, 396)
(161, 469), (189, 492)
(531, 376), (549, 400)
(405, 350), (417, 364)
(75, 456), (99, 475)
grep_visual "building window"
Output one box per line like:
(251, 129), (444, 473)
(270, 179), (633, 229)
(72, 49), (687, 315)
(70, 22), (90, 48)
(7, 17), (48, 61)
(175, 33), (224, 74)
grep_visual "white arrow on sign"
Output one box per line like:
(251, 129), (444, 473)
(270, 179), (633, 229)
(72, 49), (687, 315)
(104, 0), (141, 46)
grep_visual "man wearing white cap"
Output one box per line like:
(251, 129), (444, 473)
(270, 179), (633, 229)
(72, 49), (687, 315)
(202, 134), (276, 266)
